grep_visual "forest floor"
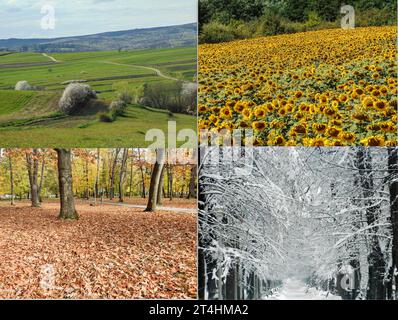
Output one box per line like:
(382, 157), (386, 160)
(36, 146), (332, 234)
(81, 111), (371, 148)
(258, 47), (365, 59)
(0, 201), (197, 299)
(263, 279), (341, 300)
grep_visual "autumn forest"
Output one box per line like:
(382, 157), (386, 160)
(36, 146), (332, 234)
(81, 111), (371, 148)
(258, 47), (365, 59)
(0, 148), (197, 299)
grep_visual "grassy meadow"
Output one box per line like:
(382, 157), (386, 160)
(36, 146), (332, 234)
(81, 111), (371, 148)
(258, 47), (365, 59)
(0, 47), (197, 147)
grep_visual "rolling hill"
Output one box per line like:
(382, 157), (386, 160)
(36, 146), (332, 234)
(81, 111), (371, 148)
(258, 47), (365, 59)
(0, 23), (197, 53)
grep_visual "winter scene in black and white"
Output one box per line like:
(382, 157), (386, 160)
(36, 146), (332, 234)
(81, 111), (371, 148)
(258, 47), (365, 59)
(198, 147), (398, 300)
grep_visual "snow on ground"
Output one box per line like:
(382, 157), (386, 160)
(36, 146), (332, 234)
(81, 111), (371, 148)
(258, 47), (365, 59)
(263, 279), (341, 300)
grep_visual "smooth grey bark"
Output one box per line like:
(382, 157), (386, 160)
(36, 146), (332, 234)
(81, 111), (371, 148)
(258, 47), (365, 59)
(129, 152), (134, 198)
(118, 148), (129, 202)
(8, 154), (15, 206)
(26, 149), (40, 208)
(156, 166), (165, 205)
(38, 153), (46, 203)
(109, 148), (121, 200)
(138, 149), (146, 198)
(168, 163), (173, 200)
(94, 148), (100, 205)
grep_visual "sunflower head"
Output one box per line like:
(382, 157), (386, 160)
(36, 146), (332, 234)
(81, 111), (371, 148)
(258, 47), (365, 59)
(252, 121), (266, 132)
(234, 102), (245, 113)
(242, 107), (252, 119)
(220, 106), (233, 119)
(339, 132), (356, 143)
(386, 140), (398, 147)
(292, 124), (307, 134)
(352, 112), (371, 122)
(254, 106), (267, 118)
(361, 136), (385, 147)
(324, 107), (337, 117)
(313, 123), (327, 134)
(326, 126), (341, 138)
(304, 137), (326, 147)
(362, 97), (374, 108)
(294, 90), (303, 99)
(239, 120), (250, 128)
(339, 94), (349, 103)
(374, 100), (387, 111)
(198, 105), (208, 113)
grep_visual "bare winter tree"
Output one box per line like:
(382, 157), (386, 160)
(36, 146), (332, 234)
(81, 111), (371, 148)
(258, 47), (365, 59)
(388, 147), (398, 300)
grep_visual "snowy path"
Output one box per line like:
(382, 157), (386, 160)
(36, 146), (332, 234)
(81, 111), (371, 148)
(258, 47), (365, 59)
(263, 279), (341, 300)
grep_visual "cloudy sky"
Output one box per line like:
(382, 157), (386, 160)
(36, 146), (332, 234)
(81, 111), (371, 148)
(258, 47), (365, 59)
(0, 0), (197, 39)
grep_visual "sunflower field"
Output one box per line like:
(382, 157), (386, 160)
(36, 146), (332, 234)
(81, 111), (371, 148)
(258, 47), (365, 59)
(198, 26), (397, 146)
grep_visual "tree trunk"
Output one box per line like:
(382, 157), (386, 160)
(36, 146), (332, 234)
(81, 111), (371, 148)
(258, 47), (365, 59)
(84, 159), (89, 200)
(156, 166), (165, 205)
(129, 153), (134, 198)
(8, 154), (15, 206)
(187, 164), (197, 199)
(138, 149), (146, 198)
(38, 153), (46, 203)
(118, 148), (129, 203)
(94, 148), (100, 205)
(56, 149), (78, 220)
(109, 148), (120, 200)
(26, 149), (40, 207)
(235, 262), (241, 299)
(357, 148), (386, 300)
(198, 246), (206, 300)
(206, 255), (218, 300)
(145, 149), (165, 212)
(168, 164), (173, 200)
(226, 265), (237, 299)
(247, 271), (255, 300)
(388, 147), (398, 300)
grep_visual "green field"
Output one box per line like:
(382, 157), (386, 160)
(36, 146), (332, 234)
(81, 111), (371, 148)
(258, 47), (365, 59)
(0, 47), (197, 147)
(0, 52), (50, 64)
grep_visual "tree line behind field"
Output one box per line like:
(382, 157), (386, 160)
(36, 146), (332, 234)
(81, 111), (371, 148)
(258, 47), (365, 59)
(0, 149), (197, 218)
(199, 0), (397, 43)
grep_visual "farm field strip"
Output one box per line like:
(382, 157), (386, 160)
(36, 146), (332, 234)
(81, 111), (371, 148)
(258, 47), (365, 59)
(0, 47), (196, 90)
(0, 52), (50, 64)
(0, 46), (197, 146)
(0, 104), (196, 147)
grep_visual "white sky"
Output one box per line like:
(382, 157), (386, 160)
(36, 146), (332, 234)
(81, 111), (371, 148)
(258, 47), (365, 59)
(0, 0), (197, 39)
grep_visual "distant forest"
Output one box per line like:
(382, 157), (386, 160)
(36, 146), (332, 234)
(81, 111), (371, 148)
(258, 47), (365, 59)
(199, 0), (397, 43)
